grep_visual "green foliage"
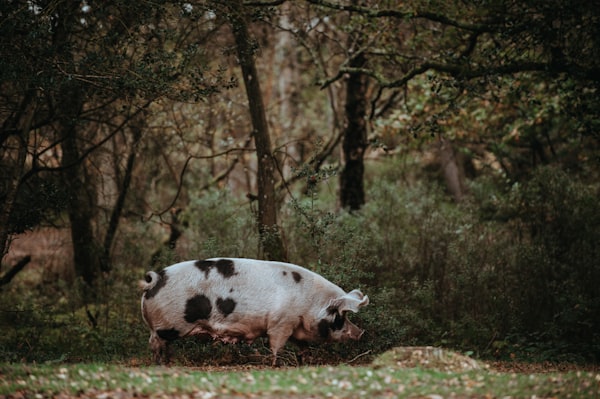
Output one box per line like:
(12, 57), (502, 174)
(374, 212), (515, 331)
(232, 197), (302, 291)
(182, 189), (258, 259)
(492, 166), (600, 360)
(282, 157), (600, 363)
(0, 269), (147, 363)
(2, 158), (599, 365)
(7, 174), (69, 234)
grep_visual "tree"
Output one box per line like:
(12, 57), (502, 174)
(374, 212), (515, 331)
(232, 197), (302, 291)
(304, 0), (600, 200)
(340, 10), (369, 210)
(0, 1), (222, 291)
(224, 0), (287, 261)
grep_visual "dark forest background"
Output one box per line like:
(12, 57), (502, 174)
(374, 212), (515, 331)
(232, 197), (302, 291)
(1, 0), (599, 364)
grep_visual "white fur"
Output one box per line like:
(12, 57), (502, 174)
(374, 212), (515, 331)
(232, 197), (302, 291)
(140, 258), (369, 365)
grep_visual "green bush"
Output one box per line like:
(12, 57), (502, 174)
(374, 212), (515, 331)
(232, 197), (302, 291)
(283, 160), (600, 362)
(0, 272), (147, 362)
(497, 166), (600, 360)
(1, 158), (598, 364)
(183, 189), (259, 259)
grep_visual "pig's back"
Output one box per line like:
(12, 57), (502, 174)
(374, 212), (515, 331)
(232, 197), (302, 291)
(147, 258), (341, 328)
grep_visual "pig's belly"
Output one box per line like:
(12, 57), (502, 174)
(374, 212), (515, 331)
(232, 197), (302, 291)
(187, 321), (267, 344)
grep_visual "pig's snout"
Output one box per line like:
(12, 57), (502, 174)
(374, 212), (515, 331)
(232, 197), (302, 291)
(343, 322), (365, 340)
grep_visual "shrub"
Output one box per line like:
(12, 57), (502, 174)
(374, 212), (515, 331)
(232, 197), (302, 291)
(284, 159), (599, 362)
(182, 189), (259, 259)
(497, 166), (600, 360)
(2, 157), (598, 364)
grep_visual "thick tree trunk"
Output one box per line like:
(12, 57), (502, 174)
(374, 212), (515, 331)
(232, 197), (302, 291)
(52, 1), (103, 294)
(228, 1), (287, 261)
(59, 82), (102, 291)
(340, 49), (369, 210)
(0, 90), (36, 260)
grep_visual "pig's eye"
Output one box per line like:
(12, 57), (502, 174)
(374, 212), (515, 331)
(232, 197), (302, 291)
(331, 312), (344, 331)
(318, 311), (346, 338)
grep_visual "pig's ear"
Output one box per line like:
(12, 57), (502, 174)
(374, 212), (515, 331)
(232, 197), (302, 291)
(337, 289), (369, 313)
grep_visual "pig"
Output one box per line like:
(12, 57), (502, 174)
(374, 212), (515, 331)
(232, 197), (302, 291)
(140, 257), (369, 365)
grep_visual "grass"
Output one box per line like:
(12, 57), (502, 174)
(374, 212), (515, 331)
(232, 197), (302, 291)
(1, 349), (598, 398)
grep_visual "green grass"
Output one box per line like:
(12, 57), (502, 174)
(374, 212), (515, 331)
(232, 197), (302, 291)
(1, 360), (598, 398)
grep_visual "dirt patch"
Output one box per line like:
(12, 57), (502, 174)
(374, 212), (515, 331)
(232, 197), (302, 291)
(2, 227), (74, 284)
(372, 346), (485, 372)
(371, 347), (599, 374)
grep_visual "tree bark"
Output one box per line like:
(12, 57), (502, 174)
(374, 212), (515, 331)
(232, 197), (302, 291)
(101, 117), (144, 273)
(59, 81), (102, 290)
(227, 1), (287, 261)
(0, 90), (36, 260)
(53, 1), (103, 292)
(340, 44), (369, 210)
(438, 138), (467, 202)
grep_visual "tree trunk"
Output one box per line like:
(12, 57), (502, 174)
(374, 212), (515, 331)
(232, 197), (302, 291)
(438, 138), (467, 202)
(273, 2), (299, 132)
(0, 90), (36, 260)
(52, 1), (103, 295)
(340, 45), (369, 210)
(53, 1), (104, 294)
(227, 1), (287, 261)
(59, 81), (102, 292)
(101, 115), (144, 273)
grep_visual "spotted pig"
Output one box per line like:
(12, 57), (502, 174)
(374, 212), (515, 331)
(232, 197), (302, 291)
(140, 258), (369, 365)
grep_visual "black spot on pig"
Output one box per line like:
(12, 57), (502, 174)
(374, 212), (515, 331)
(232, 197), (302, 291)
(332, 313), (344, 331)
(291, 271), (302, 283)
(215, 259), (236, 278)
(282, 271), (287, 276)
(318, 319), (330, 339)
(194, 260), (215, 278)
(317, 312), (345, 339)
(216, 297), (237, 317)
(157, 328), (180, 341)
(144, 270), (167, 299)
(184, 294), (212, 322)
(194, 259), (237, 279)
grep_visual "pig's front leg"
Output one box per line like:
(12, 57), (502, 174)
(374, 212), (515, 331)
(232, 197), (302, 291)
(267, 323), (295, 366)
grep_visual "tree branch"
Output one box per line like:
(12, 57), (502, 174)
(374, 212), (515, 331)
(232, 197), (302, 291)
(19, 100), (154, 183)
(0, 255), (31, 288)
(244, 0), (288, 5)
(304, 0), (499, 32)
(146, 140), (256, 220)
(328, 60), (563, 92)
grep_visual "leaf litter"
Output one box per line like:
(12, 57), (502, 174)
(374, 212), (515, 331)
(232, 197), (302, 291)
(1, 347), (598, 398)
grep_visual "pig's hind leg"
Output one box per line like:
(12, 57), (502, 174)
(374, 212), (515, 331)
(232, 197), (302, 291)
(149, 331), (171, 365)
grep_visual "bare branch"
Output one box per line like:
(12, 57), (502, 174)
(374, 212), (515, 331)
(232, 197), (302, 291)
(0, 256), (31, 288)
(243, 0), (288, 5)
(304, 0), (498, 32)
(329, 60), (560, 92)
(146, 138), (256, 220)
(19, 100), (154, 183)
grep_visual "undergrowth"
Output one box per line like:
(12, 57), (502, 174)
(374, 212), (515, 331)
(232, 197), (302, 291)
(0, 159), (598, 365)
